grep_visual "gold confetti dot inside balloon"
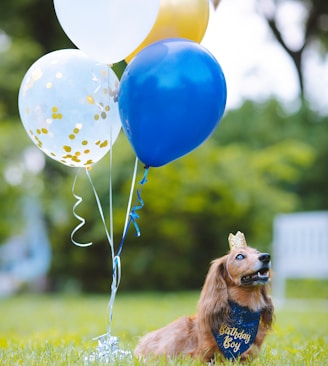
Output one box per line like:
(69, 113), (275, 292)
(72, 156), (81, 163)
(85, 159), (93, 166)
(73, 128), (79, 134)
(82, 140), (88, 146)
(69, 134), (75, 140)
(63, 146), (71, 152)
(34, 135), (42, 148)
(100, 140), (108, 148)
(94, 114), (100, 121)
(36, 129), (41, 134)
(84, 149), (90, 154)
(105, 105), (110, 112)
(75, 152), (81, 156)
(51, 106), (63, 120)
(87, 95), (94, 104)
(34, 136), (42, 146)
(101, 112), (107, 119)
(41, 128), (48, 134)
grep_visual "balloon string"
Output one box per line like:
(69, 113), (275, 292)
(85, 169), (114, 253)
(83, 166), (117, 333)
(123, 157), (139, 236)
(106, 91), (118, 332)
(107, 163), (149, 333)
(71, 165), (116, 333)
(70, 157), (149, 334)
(107, 255), (121, 333)
(71, 169), (93, 247)
(117, 165), (149, 258)
(71, 168), (113, 250)
(108, 65), (114, 250)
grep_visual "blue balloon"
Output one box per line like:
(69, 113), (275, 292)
(118, 38), (227, 167)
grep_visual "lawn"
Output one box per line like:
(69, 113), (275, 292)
(0, 286), (327, 365)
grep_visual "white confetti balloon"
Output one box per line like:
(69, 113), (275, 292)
(18, 49), (121, 168)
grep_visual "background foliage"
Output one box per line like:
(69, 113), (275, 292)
(0, 0), (327, 292)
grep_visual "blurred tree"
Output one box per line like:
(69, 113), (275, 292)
(215, 99), (328, 211)
(212, 0), (328, 101)
(257, 0), (328, 100)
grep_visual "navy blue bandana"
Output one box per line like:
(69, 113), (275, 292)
(212, 301), (261, 361)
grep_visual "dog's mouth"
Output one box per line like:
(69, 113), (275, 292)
(241, 266), (270, 285)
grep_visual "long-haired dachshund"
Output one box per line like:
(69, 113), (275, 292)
(134, 231), (274, 363)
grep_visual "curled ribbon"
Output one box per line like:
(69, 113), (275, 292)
(71, 169), (93, 247)
(116, 165), (149, 258)
(71, 168), (113, 249)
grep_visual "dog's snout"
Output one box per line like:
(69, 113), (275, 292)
(259, 253), (271, 264)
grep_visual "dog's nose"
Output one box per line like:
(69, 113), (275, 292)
(259, 253), (271, 264)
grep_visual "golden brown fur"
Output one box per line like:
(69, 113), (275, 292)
(134, 239), (274, 363)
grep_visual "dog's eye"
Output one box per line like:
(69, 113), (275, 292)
(235, 254), (245, 260)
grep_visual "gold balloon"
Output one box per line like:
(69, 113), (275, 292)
(126, 0), (210, 63)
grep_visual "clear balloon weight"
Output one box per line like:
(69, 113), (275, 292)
(53, 0), (161, 64)
(18, 49), (121, 168)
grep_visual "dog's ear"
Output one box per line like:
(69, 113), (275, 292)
(197, 257), (230, 333)
(260, 286), (274, 329)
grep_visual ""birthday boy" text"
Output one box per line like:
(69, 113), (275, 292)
(219, 324), (251, 352)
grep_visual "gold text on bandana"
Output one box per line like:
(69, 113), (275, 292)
(212, 301), (261, 360)
(219, 324), (252, 353)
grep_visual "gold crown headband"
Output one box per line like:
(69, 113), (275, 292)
(228, 231), (247, 250)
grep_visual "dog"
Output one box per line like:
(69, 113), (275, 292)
(134, 231), (274, 363)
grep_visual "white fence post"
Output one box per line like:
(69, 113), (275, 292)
(272, 211), (328, 301)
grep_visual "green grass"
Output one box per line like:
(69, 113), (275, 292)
(0, 290), (327, 365)
(285, 278), (328, 299)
